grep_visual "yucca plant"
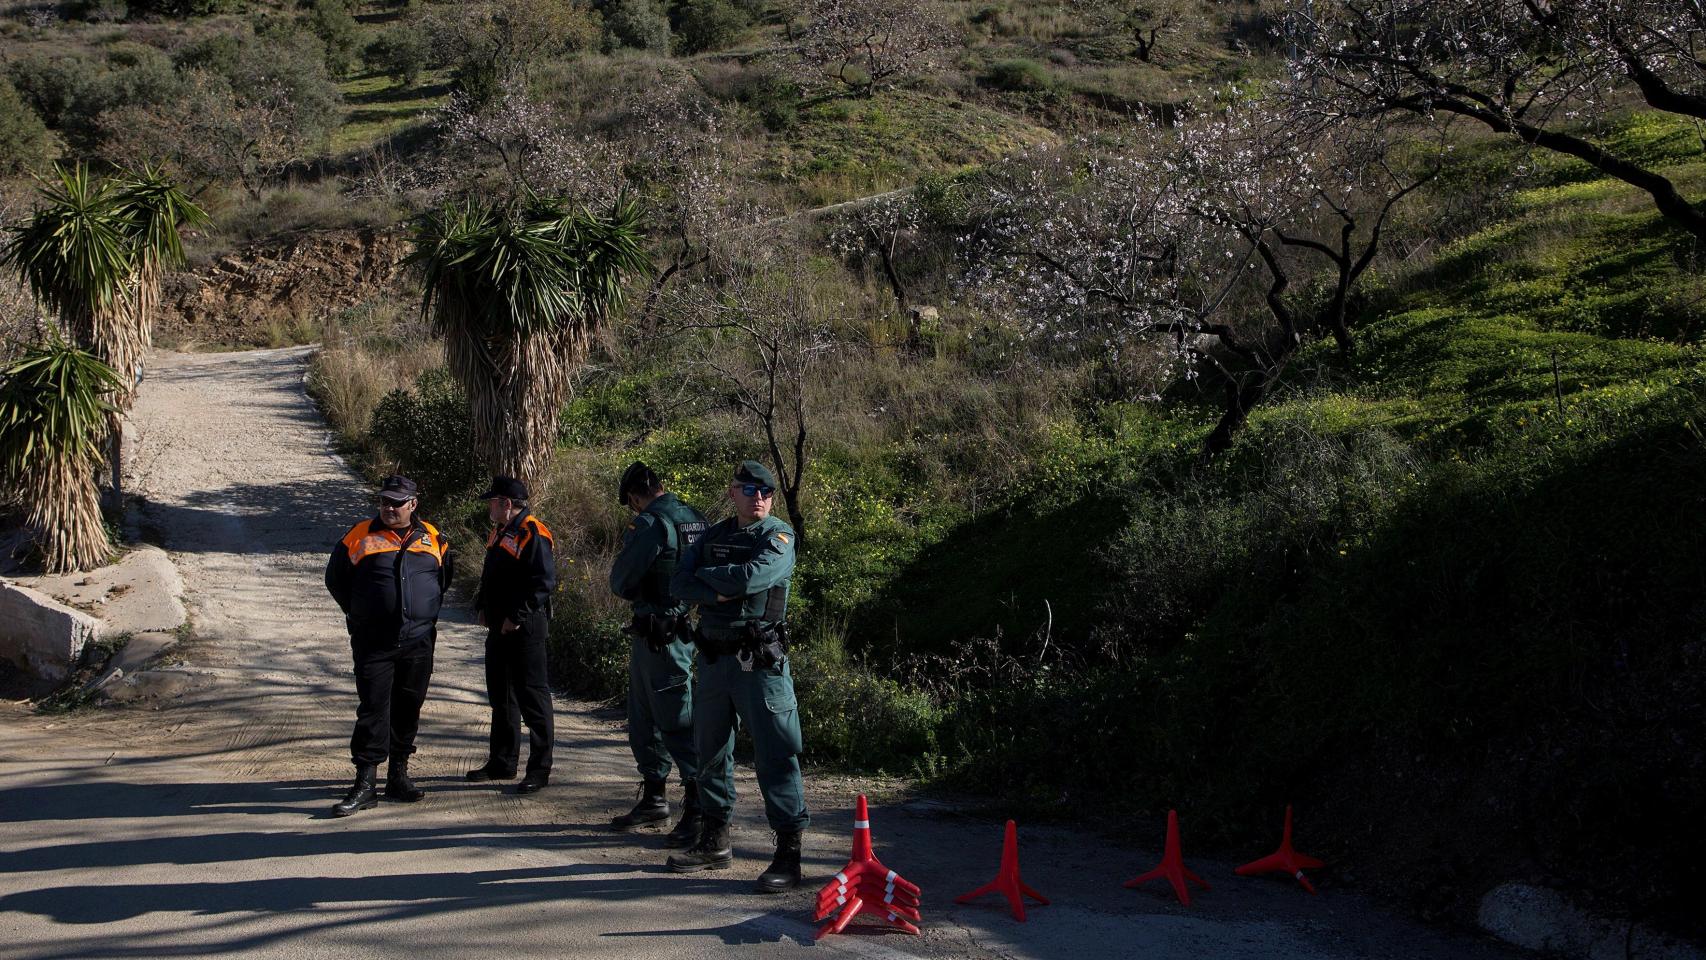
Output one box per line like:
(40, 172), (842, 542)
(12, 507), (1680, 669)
(409, 194), (650, 483)
(111, 164), (208, 396)
(0, 336), (123, 573)
(1, 164), (137, 399)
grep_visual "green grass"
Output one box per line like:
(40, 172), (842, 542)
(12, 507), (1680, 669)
(330, 69), (452, 155)
(767, 88), (1057, 206)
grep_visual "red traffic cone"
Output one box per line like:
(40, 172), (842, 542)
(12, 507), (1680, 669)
(1124, 809), (1210, 906)
(955, 820), (1051, 922)
(814, 795), (922, 937)
(1234, 806), (1324, 894)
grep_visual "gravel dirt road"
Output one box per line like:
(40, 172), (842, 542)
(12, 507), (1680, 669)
(0, 346), (1530, 960)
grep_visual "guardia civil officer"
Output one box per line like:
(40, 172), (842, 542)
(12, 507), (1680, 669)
(665, 460), (807, 893)
(468, 476), (557, 794)
(324, 475), (452, 817)
(608, 461), (708, 845)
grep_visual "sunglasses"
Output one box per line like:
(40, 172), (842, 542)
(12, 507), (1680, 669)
(378, 498), (415, 508)
(737, 483), (775, 498)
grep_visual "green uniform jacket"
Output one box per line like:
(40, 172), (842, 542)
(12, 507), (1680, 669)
(608, 493), (708, 618)
(669, 513), (796, 638)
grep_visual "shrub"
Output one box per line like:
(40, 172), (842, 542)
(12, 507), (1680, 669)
(363, 23), (430, 87)
(78, 0), (129, 23)
(6, 55), (102, 130)
(736, 67), (800, 131)
(126, 0), (245, 14)
(173, 33), (243, 75)
(983, 58), (1051, 92)
(6, 50), (183, 152)
(604, 0), (672, 51)
(369, 368), (485, 502)
(547, 599), (629, 698)
(674, 0), (749, 54)
(0, 79), (54, 175)
(306, 0), (361, 77)
(791, 623), (942, 775)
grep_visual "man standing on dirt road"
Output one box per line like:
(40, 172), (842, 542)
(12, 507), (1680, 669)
(324, 474), (453, 817)
(608, 461), (708, 845)
(468, 476), (557, 795)
(665, 460), (807, 894)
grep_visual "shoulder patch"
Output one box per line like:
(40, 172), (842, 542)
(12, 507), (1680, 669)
(775, 532), (791, 545)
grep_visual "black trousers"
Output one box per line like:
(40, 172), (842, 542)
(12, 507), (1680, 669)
(350, 640), (434, 769)
(484, 612), (553, 775)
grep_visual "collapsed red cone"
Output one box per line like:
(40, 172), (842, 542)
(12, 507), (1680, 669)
(1124, 809), (1210, 906)
(814, 795), (922, 937)
(954, 819), (1050, 922)
(1234, 805), (1324, 893)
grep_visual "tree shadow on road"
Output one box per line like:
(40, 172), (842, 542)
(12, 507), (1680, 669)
(0, 778), (340, 823)
(0, 864), (758, 959)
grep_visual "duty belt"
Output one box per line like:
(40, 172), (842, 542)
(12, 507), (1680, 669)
(696, 622), (789, 670)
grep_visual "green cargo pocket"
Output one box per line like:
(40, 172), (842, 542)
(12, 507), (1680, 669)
(763, 691), (803, 757)
(651, 673), (693, 732)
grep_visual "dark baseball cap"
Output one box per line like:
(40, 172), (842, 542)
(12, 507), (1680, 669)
(618, 461), (659, 503)
(479, 476), (530, 501)
(733, 460), (778, 489)
(378, 475), (418, 502)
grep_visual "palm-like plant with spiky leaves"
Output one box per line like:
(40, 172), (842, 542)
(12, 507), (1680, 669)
(2, 163), (205, 409)
(110, 164), (208, 400)
(2, 165), (136, 394)
(409, 194), (649, 483)
(0, 336), (123, 573)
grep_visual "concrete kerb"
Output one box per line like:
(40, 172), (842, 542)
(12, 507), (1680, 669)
(1478, 884), (1704, 960)
(0, 544), (190, 696)
(0, 579), (100, 688)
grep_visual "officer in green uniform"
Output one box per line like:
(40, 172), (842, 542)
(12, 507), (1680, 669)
(608, 461), (708, 846)
(665, 460), (807, 893)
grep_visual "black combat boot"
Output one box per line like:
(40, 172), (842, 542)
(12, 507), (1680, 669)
(613, 778), (669, 829)
(663, 782), (703, 848)
(666, 817), (733, 872)
(465, 760), (516, 782)
(332, 764), (378, 817)
(384, 758), (425, 803)
(753, 830), (803, 894)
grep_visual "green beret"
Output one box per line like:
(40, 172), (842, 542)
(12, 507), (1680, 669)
(734, 459), (778, 489)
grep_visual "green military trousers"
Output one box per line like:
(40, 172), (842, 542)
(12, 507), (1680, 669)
(693, 650), (809, 833)
(627, 635), (699, 784)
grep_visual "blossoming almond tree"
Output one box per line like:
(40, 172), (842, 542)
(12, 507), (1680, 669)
(961, 97), (1439, 452)
(1286, 0), (1706, 241)
(794, 0), (956, 99)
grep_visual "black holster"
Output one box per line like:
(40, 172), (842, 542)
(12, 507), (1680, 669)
(625, 613), (684, 654)
(738, 622), (789, 672)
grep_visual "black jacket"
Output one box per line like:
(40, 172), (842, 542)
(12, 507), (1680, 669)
(325, 517), (453, 647)
(473, 513), (556, 626)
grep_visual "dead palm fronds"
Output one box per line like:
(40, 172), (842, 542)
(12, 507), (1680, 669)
(0, 336), (123, 573)
(408, 193), (650, 483)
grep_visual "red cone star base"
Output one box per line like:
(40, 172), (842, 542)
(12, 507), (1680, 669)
(814, 795), (922, 937)
(954, 820), (1050, 921)
(1124, 809), (1210, 906)
(1234, 805), (1324, 894)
